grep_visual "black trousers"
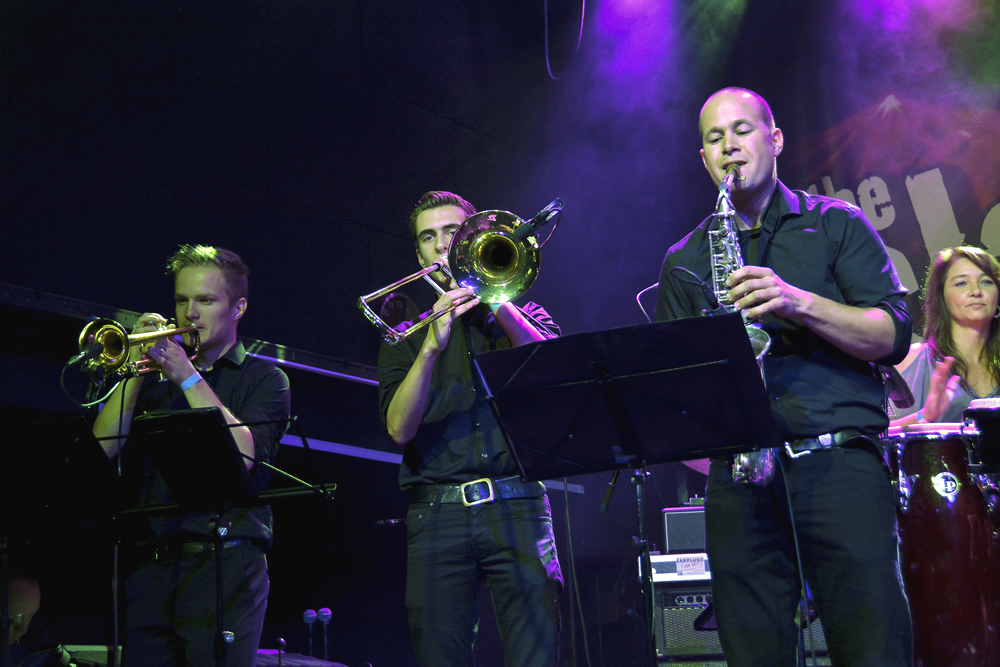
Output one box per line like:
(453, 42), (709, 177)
(122, 542), (269, 667)
(405, 494), (563, 667)
(705, 442), (913, 667)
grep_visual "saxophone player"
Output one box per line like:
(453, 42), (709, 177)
(655, 88), (913, 665)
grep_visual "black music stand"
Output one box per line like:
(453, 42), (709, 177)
(472, 312), (781, 667)
(121, 407), (261, 666)
(129, 407), (258, 511)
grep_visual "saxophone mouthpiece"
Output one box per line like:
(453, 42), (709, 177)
(725, 164), (745, 181)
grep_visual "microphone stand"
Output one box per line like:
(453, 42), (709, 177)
(632, 467), (658, 667)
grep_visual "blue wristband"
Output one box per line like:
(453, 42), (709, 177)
(179, 372), (203, 391)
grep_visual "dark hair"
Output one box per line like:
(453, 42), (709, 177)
(922, 245), (1000, 385)
(408, 191), (476, 244)
(166, 245), (249, 305)
(699, 87), (776, 136)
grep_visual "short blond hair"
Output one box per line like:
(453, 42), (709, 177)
(166, 244), (249, 304)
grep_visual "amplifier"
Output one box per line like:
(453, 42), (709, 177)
(662, 506), (705, 554)
(643, 554), (719, 660)
(654, 579), (723, 660)
(644, 554), (830, 663)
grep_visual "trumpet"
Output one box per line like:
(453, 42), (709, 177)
(359, 199), (562, 345)
(76, 318), (200, 377)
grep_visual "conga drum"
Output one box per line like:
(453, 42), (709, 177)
(889, 423), (997, 666)
(963, 399), (1000, 666)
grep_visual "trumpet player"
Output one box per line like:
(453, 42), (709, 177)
(377, 191), (563, 667)
(92, 244), (290, 667)
(654, 89), (912, 665)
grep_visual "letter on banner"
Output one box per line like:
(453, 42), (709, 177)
(906, 168), (964, 257)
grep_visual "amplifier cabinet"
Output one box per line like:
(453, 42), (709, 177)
(647, 554), (830, 663)
(654, 581), (724, 661)
(662, 506), (706, 554)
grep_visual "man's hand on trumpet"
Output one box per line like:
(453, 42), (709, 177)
(146, 334), (197, 386)
(131, 313), (169, 363)
(131, 312), (196, 381)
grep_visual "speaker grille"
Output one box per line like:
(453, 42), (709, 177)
(654, 586), (831, 663)
(656, 588), (725, 660)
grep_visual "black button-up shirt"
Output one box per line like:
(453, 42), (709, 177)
(127, 340), (291, 545)
(378, 303), (558, 490)
(655, 181), (911, 438)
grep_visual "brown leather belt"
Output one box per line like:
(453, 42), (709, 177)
(409, 476), (545, 507)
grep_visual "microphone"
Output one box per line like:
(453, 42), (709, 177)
(512, 198), (564, 243)
(599, 470), (620, 513)
(669, 266), (720, 311)
(67, 341), (104, 367)
(317, 607), (332, 660)
(277, 638), (285, 667)
(303, 609), (317, 657)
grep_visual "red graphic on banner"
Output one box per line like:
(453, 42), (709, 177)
(792, 95), (1000, 211)
(784, 95), (1000, 324)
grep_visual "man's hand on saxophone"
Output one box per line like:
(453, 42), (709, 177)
(726, 265), (813, 323)
(729, 264), (897, 362)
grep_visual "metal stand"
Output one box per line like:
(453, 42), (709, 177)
(472, 314), (781, 665)
(633, 468), (658, 667)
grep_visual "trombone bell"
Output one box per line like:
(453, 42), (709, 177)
(358, 208), (544, 345)
(451, 210), (539, 306)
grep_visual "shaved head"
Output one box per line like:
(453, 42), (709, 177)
(699, 87), (775, 137)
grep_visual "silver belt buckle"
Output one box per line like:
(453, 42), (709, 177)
(460, 477), (495, 507)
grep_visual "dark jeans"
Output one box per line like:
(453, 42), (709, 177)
(706, 442), (913, 667)
(405, 494), (563, 667)
(122, 543), (269, 667)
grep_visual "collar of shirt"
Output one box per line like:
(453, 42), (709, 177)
(209, 339), (247, 370)
(751, 180), (801, 265)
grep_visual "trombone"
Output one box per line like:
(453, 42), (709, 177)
(76, 318), (200, 377)
(359, 199), (563, 345)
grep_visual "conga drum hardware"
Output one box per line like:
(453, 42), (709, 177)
(887, 422), (1000, 664)
(963, 397), (1000, 474)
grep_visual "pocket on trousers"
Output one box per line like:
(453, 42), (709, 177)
(406, 503), (432, 542)
(840, 442), (890, 480)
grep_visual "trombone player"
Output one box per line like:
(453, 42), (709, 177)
(377, 191), (563, 666)
(92, 244), (290, 667)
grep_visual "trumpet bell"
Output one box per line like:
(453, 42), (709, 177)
(78, 319), (131, 372)
(450, 210), (540, 305)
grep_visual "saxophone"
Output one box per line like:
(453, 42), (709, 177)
(708, 164), (775, 485)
